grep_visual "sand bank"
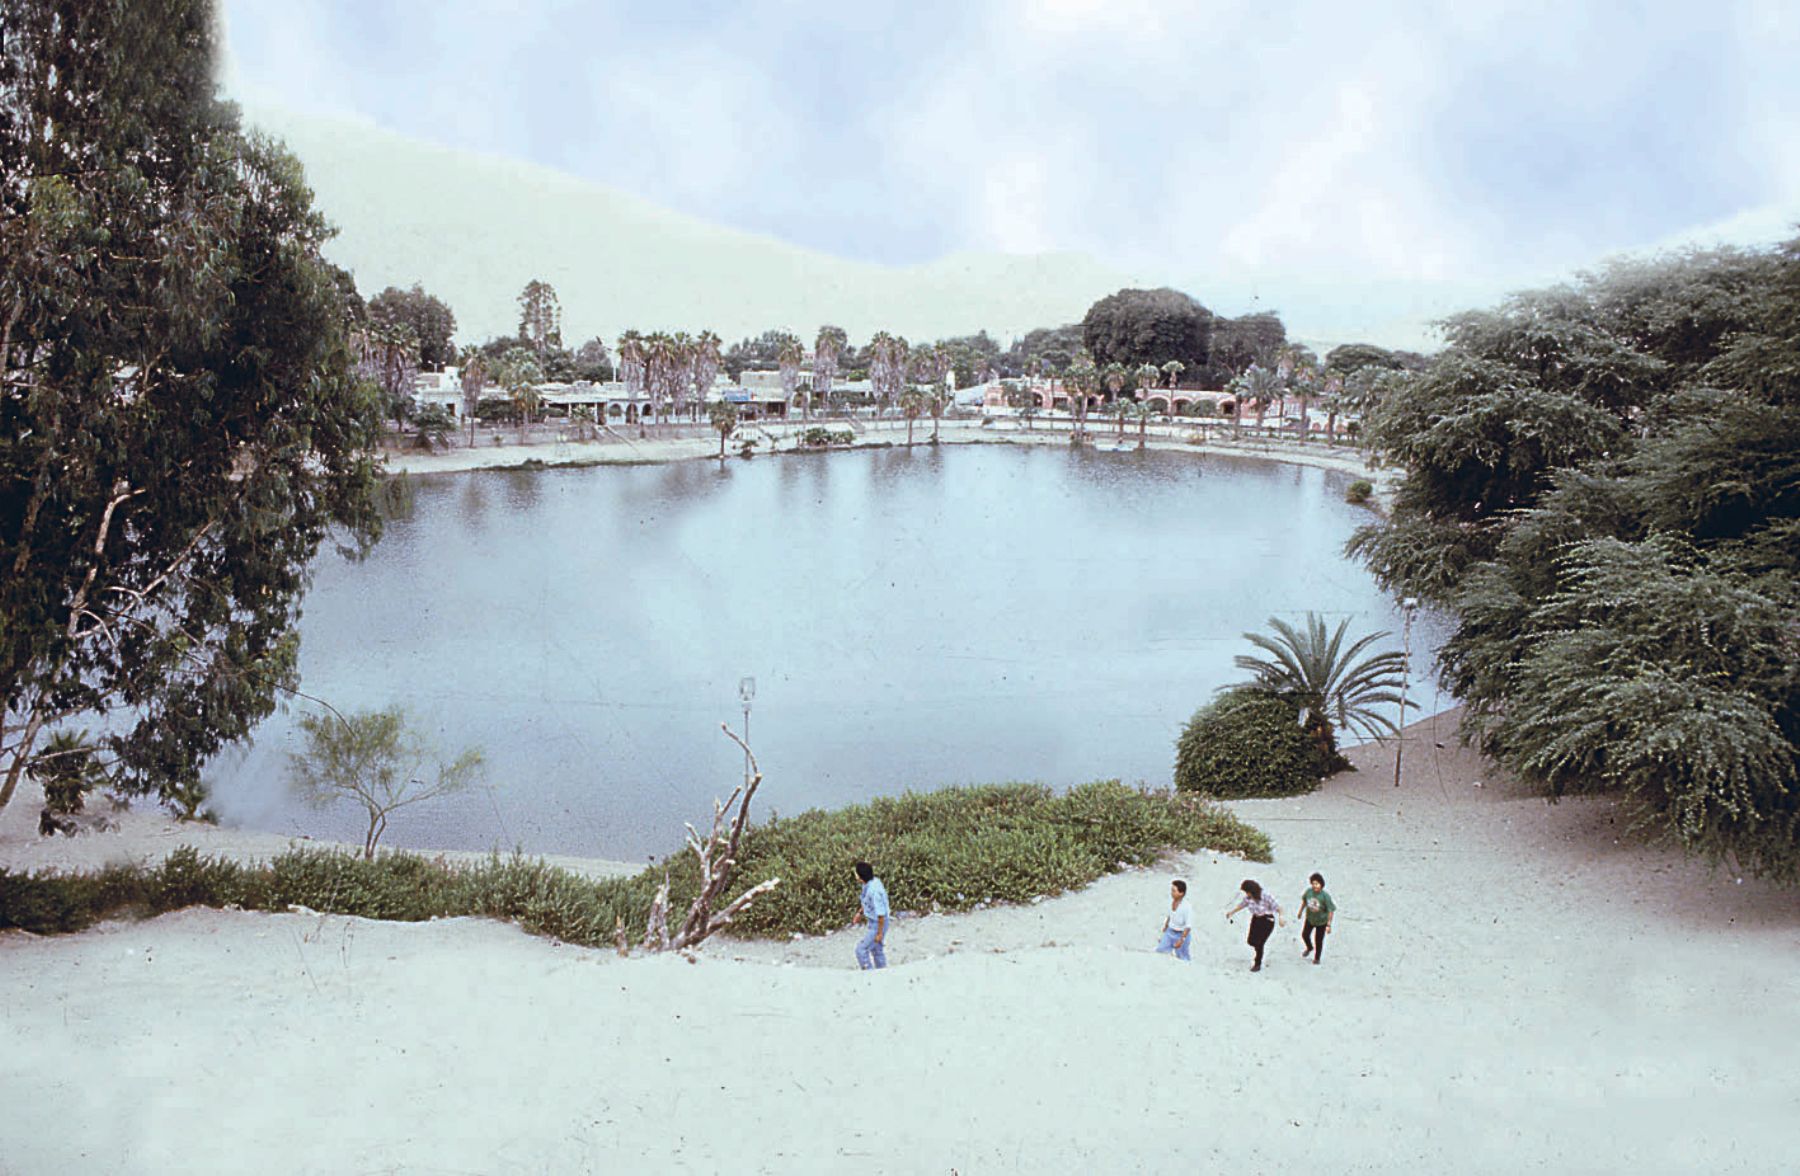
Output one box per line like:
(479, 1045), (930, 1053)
(4, 708), (1796, 1172)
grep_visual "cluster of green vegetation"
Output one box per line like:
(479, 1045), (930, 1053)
(0, 846), (658, 944)
(1351, 240), (1800, 877)
(712, 780), (1269, 935)
(797, 427), (856, 448)
(0, 782), (1268, 942)
(1345, 479), (1375, 506)
(1175, 691), (1333, 799)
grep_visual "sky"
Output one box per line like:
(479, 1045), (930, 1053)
(216, 0), (1800, 348)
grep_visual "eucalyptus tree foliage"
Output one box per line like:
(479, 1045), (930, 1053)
(1348, 240), (1800, 877)
(517, 279), (562, 357)
(0, 0), (384, 816)
(368, 284), (457, 370)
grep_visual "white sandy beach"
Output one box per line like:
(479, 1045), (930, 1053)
(4, 707), (1797, 1174)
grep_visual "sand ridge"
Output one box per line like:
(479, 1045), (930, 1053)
(4, 709), (1797, 1172)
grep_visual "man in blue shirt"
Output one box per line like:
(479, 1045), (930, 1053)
(853, 861), (890, 970)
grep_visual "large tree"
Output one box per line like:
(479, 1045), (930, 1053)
(1350, 242), (1800, 878)
(517, 279), (562, 358)
(814, 325), (847, 415)
(367, 283), (457, 370)
(573, 336), (613, 383)
(1210, 311), (1288, 381)
(0, 0), (384, 815)
(1080, 288), (1215, 375)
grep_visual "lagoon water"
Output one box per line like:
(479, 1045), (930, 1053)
(208, 444), (1448, 861)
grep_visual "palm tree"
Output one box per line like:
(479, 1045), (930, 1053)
(776, 332), (805, 417)
(927, 378), (952, 443)
(1065, 352), (1099, 440)
(1240, 363), (1282, 435)
(693, 330), (723, 422)
(814, 325), (847, 416)
(618, 330), (647, 431)
(1102, 361), (1128, 409)
(900, 388), (927, 446)
(493, 347), (543, 440)
(1107, 396), (1131, 438)
(1231, 613), (1405, 765)
(709, 399), (738, 459)
(1161, 359), (1184, 391)
(1135, 362), (1160, 396)
(458, 346), (488, 446)
(1129, 399), (1156, 450)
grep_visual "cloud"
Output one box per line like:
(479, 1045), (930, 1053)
(217, 0), (1800, 344)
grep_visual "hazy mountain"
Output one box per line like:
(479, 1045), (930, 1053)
(244, 103), (1143, 348)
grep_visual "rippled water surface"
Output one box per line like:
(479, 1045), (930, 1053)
(209, 445), (1447, 859)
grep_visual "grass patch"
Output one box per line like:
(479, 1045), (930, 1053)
(0, 781), (1268, 945)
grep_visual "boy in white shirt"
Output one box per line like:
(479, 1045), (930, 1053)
(1154, 879), (1194, 961)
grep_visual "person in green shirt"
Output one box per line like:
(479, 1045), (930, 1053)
(1298, 872), (1335, 965)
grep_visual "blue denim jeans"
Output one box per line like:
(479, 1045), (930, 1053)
(856, 924), (887, 969)
(1155, 928), (1191, 961)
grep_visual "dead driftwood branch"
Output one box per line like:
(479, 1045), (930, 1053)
(638, 722), (781, 953)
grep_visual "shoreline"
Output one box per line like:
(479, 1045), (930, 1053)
(382, 417), (1395, 497)
(5, 707), (1796, 1172)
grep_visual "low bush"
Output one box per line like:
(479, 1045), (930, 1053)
(1175, 689), (1328, 799)
(0, 782), (1269, 944)
(1345, 479), (1374, 505)
(705, 780), (1269, 936)
(797, 427), (855, 448)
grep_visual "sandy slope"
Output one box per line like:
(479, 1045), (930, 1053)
(4, 708), (1798, 1173)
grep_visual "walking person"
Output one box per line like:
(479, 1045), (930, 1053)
(1154, 879), (1194, 961)
(853, 861), (889, 970)
(1298, 872), (1336, 964)
(1225, 879), (1285, 972)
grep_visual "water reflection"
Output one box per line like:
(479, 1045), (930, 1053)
(207, 446), (1448, 860)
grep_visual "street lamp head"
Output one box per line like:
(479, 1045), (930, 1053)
(1401, 597), (1419, 611)
(738, 676), (756, 706)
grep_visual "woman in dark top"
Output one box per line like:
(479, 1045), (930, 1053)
(1225, 879), (1285, 972)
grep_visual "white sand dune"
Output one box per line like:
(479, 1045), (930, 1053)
(243, 102), (1141, 348)
(3, 708), (1796, 1173)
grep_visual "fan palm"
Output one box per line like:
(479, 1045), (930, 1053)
(1232, 612), (1405, 763)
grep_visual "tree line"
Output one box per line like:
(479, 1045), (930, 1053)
(1349, 239), (1800, 878)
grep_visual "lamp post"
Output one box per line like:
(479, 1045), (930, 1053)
(738, 676), (756, 789)
(1393, 598), (1419, 788)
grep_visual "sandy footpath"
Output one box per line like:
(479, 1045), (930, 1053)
(4, 708), (1798, 1173)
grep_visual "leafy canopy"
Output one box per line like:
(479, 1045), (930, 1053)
(1348, 239), (1800, 877)
(0, 0), (383, 815)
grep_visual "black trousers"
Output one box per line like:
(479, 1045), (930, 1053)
(1247, 914), (1275, 964)
(1302, 921), (1328, 962)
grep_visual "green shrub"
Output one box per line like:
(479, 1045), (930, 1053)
(702, 780), (1268, 936)
(0, 782), (1270, 944)
(1345, 479), (1374, 505)
(1175, 689), (1327, 799)
(798, 427), (854, 448)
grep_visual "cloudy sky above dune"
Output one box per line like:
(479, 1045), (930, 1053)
(218, 0), (1800, 345)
